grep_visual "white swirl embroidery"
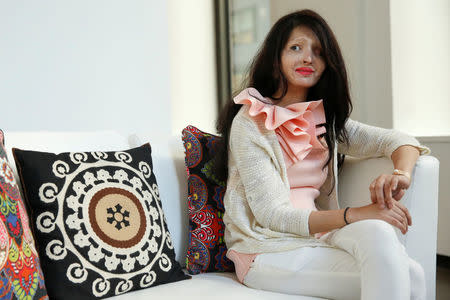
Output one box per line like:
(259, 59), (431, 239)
(115, 279), (133, 295)
(139, 161), (151, 178)
(46, 240), (67, 260)
(91, 151), (108, 160)
(36, 211), (56, 233)
(67, 263), (88, 283)
(114, 152), (132, 163)
(52, 160), (70, 178)
(140, 271), (156, 288)
(38, 183), (59, 203)
(70, 152), (88, 164)
(92, 278), (110, 297)
(159, 253), (172, 272)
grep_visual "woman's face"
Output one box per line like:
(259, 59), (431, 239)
(280, 26), (326, 93)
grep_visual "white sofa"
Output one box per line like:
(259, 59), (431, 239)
(4, 130), (439, 300)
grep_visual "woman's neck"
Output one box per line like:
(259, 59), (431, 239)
(272, 86), (308, 107)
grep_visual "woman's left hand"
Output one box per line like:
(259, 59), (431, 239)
(369, 174), (411, 209)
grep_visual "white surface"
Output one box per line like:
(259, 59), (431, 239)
(109, 271), (324, 300)
(0, 0), (172, 135)
(416, 139), (450, 257)
(167, 0), (219, 136)
(391, 0), (450, 136)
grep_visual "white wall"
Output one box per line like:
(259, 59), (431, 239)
(167, 0), (218, 136)
(391, 0), (450, 136)
(0, 0), (172, 136)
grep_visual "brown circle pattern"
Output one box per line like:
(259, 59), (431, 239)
(89, 187), (146, 248)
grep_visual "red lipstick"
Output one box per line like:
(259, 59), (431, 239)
(296, 67), (314, 75)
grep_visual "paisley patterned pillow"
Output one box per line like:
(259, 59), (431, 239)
(0, 130), (49, 299)
(181, 125), (234, 274)
(12, 143), (189, 299)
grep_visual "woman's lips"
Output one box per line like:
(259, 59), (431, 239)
(295, 68), (314, 75)
(296, 67), (314, 75)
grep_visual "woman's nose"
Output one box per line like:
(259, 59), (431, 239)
(302, 50), (313, 64)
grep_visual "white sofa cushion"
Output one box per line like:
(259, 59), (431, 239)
(109, 272), (321, 300)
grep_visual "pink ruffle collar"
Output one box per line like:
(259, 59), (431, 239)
(234, 87), (327, 163)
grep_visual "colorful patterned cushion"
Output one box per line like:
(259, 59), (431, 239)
(12, 143), (190, 299)
(0, 130), (49, 299)
(181, 125), (234, 274)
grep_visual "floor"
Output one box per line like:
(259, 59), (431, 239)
(436, 266), (450, 300)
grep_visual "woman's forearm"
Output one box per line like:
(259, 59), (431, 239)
(308, 208), (357, 234)
(391, 145), (420, 174)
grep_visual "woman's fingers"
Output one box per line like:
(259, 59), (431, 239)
(393, 201), (412, 226)
(391, 176), (399, 191)
(386, 209), (408, 234)
(370, 175), (407, 210)
(386, 216), (407, 234)
(369, 182), (376, 204)
(391, 205), (408, 233)
(393, 189), (406, 201)
(375, 179), (385, 208)
(384, 177), (394, 209)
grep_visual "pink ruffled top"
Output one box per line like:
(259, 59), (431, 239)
(226, 87), (331, 284)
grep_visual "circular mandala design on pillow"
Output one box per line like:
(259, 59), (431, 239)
(0, 157), (20, 201)
(182, 130), (202, 168)
(187, 174), (207, 212)
(186, 237), (209, 274)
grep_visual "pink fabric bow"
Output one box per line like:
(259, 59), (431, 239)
(234, 87), (327, 164)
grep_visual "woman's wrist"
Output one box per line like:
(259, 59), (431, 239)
(343, 207), (350, 225)
(393, 169), (411, 182)
(345, 207), (359, 224)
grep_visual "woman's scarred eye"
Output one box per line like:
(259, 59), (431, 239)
(290, 45), (301, 51)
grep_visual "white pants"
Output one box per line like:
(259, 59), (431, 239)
(243, 219), (426, 300)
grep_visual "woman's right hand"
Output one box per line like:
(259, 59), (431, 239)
(347, 201), (412, 234)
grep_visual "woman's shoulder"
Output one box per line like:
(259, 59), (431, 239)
(232, 87), (278, 132)
(230, 104), (276, 148)
(230, 104), (261, 137)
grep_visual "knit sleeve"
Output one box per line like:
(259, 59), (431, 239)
(229, 115), (313, 237)
(337, 118), (431, 159)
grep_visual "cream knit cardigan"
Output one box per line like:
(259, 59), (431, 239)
(223, 104), (431, 254)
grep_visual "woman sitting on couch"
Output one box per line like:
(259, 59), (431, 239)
(214, 9), (430, 300)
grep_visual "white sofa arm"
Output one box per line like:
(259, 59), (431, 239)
(338, 155), (439, 300)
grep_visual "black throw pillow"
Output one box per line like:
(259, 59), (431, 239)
(13, 143), (190, 299)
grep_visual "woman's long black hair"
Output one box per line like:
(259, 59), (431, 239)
(215, 9), (353, 196)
